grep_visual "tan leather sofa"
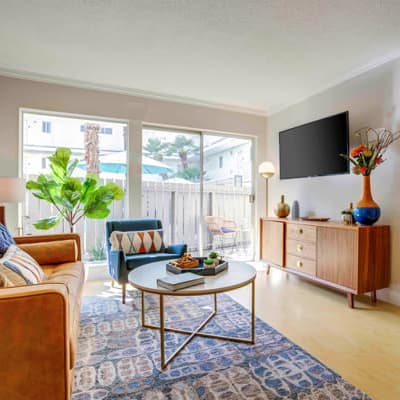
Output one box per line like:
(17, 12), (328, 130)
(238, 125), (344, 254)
(0, 233), (86, 400)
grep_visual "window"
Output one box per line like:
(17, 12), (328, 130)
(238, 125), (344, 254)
(22, 111), (128, 262)
(219, 156), (223, 168)
(42, 121), (51, 133)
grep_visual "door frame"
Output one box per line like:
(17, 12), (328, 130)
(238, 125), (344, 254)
(142, 125), (256, 259)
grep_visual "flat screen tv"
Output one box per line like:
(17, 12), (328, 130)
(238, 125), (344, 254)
(279, 111), (349, 179)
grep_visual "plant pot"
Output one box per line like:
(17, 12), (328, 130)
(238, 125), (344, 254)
(353, 175), (380, 226)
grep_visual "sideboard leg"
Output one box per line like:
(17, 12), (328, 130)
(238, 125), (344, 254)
(347, 293), (354, 308)
(370, 290), (377, 304)
(266, 264), (271, 275)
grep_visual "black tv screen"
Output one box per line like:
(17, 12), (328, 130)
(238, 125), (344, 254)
(279, 111), (349, 179)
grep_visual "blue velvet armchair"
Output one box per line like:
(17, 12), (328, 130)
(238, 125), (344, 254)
(105, 219), (187, 303)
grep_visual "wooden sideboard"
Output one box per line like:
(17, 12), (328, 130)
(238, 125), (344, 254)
(260, 217), (390, 307)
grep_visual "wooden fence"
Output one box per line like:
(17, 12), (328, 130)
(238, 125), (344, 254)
(23, 177), (253, 260)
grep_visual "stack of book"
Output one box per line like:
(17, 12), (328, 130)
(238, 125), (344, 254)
(157, 272), (205, 291)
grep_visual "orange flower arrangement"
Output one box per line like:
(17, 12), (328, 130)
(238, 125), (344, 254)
(341, 127), (400, 176)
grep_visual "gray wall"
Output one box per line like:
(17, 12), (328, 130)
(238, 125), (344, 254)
(267, 58), (400, 304)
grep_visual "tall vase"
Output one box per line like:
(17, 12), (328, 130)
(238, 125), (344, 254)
(353, 175), (380, 226)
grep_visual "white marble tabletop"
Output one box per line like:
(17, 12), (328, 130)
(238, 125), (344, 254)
(128, 260), (256, 296)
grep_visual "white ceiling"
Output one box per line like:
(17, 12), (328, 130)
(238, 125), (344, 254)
(1, 0), (400, 115)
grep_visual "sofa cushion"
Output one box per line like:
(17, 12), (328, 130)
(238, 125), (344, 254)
(18, 239), (78, 265)
(125, 252), (179, 269)
(0, 223), (15, 256)
(110, 229), (165, 255)
(0, 245), (45, 287)
(43, 261), (85, 366)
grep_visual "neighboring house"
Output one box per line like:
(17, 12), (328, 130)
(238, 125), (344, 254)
(23, 112), (126, 175)
(202, 137), (252, 186)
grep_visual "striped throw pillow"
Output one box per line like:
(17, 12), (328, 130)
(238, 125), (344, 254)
(110, 229), (165, 255)
(0, 245), (45, 287)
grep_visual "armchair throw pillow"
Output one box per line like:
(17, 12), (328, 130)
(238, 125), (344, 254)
(0, 245), (45, 287)
(110, 229), (165, 255)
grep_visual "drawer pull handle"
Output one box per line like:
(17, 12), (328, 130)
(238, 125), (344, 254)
(298, 228), (303, 234)
(297, 244), (303, 252)
(297, 261), (303, 268)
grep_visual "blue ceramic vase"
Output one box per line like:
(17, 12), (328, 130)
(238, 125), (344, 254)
(353, 175), (380, 226)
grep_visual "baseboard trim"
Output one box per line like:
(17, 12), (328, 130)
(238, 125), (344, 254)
(378, 284), (400, 306)
(85, 262), (109, 281)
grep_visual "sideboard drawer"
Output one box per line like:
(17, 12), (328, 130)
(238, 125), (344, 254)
(286, 239), (316, 260)
(287, 224), (316, 242)
(286, 254), (316, 276)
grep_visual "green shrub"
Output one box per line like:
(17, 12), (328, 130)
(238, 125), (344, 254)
(91, 241), (106, 261)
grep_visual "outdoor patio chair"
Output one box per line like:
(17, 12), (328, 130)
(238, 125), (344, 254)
(106, 219), (187, 303)
(204, 216), (238, 251)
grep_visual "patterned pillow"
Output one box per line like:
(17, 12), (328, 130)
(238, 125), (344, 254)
(0, 223), (16, 256)
(0, 245), (45, 287)
(110, 229), (165, 255)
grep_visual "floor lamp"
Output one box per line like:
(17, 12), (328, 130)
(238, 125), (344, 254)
(0, 177), (25, 228)
(258, 161), (275, 217)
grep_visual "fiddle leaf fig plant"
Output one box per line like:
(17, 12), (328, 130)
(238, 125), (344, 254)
(26, 147), (124, 232)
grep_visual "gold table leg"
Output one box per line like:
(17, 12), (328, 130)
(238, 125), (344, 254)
(251, 279), (255, 343)
(141, 290), (145, 326)
(139, 280), (256, 369)
(159, 294), (165, 368)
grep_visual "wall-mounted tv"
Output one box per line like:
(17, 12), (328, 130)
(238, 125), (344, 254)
(279, 111), (349, 179)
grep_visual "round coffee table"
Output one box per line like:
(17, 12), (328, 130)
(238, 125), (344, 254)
(129, 260), (256, 369)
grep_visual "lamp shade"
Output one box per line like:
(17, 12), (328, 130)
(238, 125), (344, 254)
(0, 177), (25, 203)
(258, 161), (275, 179)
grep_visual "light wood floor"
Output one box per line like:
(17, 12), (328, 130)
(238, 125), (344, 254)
(83, 267), (400, 400)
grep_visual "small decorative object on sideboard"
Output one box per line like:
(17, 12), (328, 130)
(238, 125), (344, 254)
(300, 216), (330, 222)
(341, 202), (355, 225)
(291, 200), (300, 220)
(274, 195), (290, 218)
(340, 127), (400, 225)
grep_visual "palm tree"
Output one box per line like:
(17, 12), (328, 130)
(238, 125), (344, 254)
(143, 137), (166, 161)
(166, 135), (199, 170)
(84, 123), (100, 175)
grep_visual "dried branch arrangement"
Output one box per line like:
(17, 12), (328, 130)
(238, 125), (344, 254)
(341, 127), (400, 175)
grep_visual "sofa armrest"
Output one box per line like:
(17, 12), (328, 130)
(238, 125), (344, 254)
(0, 284), (71, 400)
(166, 243), (187, 256)
(18, 240), (79, 266)
(15, 233), (82, 261)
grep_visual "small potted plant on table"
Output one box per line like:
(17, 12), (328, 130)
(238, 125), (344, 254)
(208, 251), (220, 267)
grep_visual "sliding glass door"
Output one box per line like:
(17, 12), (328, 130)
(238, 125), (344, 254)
(202, 134), (254, 258)
(142, 128), (201, 252)
(142, 128), (254, 259)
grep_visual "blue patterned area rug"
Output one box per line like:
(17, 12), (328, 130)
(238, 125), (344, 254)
(73, 290), (370, 399)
